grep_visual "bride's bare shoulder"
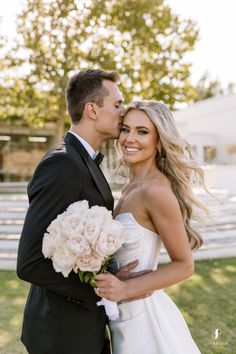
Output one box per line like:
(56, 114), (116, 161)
(142, 176), (178, 210)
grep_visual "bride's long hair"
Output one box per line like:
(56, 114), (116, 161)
(122, 100), (210, 250)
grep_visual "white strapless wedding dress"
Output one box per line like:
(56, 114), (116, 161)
(109, 213), (201, 354)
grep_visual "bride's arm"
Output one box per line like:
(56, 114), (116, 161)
(95, 184), (194, 302)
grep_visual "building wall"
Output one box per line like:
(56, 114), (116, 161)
(2, 148), (46, 181)
(203, 165), (236, 194)
(174, 94), (236, 164)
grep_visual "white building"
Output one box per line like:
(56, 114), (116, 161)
(174, 93), (236, 164)
(173, 94), (236, 193)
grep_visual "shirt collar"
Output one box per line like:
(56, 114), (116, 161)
(69, 131), (98, 159)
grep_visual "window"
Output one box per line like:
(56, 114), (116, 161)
(203, 146), (217, 163)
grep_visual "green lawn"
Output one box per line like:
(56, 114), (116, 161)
(0, 257), (235, 354)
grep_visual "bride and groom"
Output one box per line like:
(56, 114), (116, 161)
(17, 69), (204, 353)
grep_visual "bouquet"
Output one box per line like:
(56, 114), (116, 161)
(42, 200), (124, 320)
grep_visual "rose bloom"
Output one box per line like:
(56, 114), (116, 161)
(74, 253), (103, 272)
(42, 233), (58, 258)
(87, 205), (113, 226)
(53, 245), (76, 277)
(95, 221), (124, 257)
(66, 236), (92, 257)
(61, 215), (85, 239)
(66, 200), (89, 215)
(83, 221), (101, 247)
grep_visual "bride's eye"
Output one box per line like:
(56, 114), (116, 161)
(120, 127), (129, 133)
(138, 130), (148, 135)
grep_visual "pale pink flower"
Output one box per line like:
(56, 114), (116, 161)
(66, 237), (91, 257)
(95, 221), (124, 257)
(83, 221), (101, 246)
(74, 253), (103, 272)
(53, 245), (76, 277)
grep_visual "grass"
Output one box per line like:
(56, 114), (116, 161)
(0, 258), (236, 354)
(166, 257), (236, 354)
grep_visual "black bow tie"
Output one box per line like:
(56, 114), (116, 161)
(94, 152), (104, 165)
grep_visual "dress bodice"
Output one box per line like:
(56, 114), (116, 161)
(111, 213), (162, 273)
(109, 214), (201, 354)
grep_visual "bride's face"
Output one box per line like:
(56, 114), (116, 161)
(119, 109), (160, 164)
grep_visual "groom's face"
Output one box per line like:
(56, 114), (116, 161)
(95, 80), (125, 139)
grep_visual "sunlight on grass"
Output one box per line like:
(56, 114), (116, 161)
(187, 273), (203, 285)
(225, 264), (236, 272)
(0, 258), (235, 354)
(0, 295), (6, 302)
(165, 257), (236, 353)
(10, 314), (22, 327)
(210, 268), (230, 285)
(6, 280), (20, 289)
(0, 331), (11, 347)
(12, 297), (26, 306)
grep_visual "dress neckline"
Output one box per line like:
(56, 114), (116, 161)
(116, 212), (159, 237)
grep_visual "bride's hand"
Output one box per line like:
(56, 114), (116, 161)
(95, 273), (128, 302)
(95, 272), (154, 302)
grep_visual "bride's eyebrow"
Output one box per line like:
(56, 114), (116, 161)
(135, 126), (149, 130)
(122, 124), (149, 130)
(122, 124), (150, 131)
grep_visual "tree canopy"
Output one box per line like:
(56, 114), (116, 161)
(193, 72), (234, 102)
(2, 0), (199, 141)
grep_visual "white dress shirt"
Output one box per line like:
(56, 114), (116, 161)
(69, 131), (98, 159)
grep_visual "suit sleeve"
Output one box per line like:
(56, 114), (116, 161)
(16, 153), (99, 306)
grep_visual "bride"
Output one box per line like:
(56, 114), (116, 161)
(95, 101), (208, 354)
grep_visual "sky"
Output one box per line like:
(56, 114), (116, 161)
(0, 0), (236, 89)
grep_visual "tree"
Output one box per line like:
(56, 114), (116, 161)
(193, 72), (235, 102)
(5, 0), (199, 142)
(193, 73), (223, 102)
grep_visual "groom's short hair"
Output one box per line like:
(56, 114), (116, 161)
(65, 69), (118, 124)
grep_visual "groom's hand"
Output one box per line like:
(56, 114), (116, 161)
(115, 260), (152, 280)
(115, 260), (154, 302)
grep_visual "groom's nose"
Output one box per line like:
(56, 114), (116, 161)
(120, 106), (125, 119)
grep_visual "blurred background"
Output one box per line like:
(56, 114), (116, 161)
(0, 0), (235, 185)
(1, 2), (236, 353)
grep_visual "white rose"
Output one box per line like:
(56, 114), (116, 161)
(61, 215), (85, 239)
(74, 253), (103, 272)
(87, 205), (113, 225)
(46, 213), (65, 238)
(42, 233), (58, 258)
(66, 200), (89, 214)
(52, 245), (76, 277)
(66, 237), (92, 257)
(83, 221), (101, 247)
(95, 221), (124, 257)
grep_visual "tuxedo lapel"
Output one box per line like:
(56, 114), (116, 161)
(64, 133), (114, 210)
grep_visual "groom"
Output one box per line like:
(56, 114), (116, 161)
(17, 69), (132, 354)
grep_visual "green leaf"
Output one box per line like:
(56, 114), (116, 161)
(89, 277), (96, 288)
(83, 272), (92, 284)
(78, 271), (84, 283)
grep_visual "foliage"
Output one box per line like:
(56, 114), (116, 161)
(193, 72), (235, 102)
(0, 257), (236, 353)
(2, 0), (199, 141)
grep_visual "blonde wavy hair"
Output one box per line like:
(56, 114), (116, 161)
(123, 100), (210, 250)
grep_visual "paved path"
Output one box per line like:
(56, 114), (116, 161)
(0, 188), (236, 270)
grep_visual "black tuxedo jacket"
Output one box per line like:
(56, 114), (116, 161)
(17, 132), (114, 354)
